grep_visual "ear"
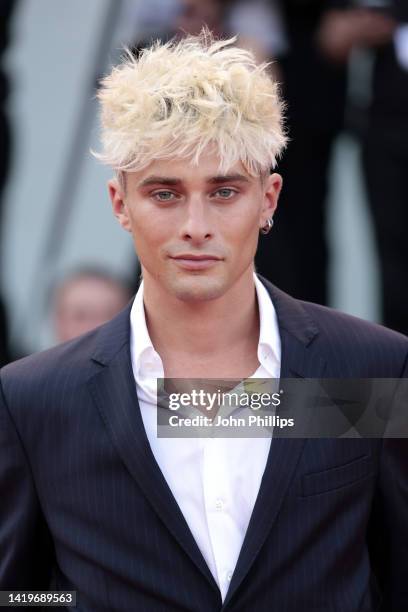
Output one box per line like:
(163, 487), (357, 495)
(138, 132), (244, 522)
(108, 178), (132, 233)
(259, 172), (283, 228)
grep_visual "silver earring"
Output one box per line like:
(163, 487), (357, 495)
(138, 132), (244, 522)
(260, 217), (274, 235)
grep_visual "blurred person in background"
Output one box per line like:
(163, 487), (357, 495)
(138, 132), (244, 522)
(153, 0), (288, 60)
(52, 267), (132, 344)
(313, 0), (407, 333)
(255, 0), (396, 308)
(226, 0), (288, 63)
(360, 0), (408, 335)
(0, 0), (18, 366)
(128, 0), (227, 49)
(175, 0), (226, 37)
(127, 0), (285, 69)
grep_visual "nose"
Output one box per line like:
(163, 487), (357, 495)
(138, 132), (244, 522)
(180, 196), (213, 244)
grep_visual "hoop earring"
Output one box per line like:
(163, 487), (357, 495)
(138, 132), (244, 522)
(260, 217), (274, 235)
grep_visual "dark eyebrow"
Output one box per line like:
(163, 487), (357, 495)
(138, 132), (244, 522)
(207, 174), (250, 184)
(139, 176), (182, 187)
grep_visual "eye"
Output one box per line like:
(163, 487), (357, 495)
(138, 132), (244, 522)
(212, 187), (237, 199)
(152, 190), (177, 202)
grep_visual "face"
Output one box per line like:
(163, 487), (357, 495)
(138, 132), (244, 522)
(109, 152), (282, 303)
(54, 277), (130, 343)
(176, 0), (223, 36)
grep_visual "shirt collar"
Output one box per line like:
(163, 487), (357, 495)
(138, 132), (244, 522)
(254, 273), (281, 376)
(130, 274), (281, 380)
(130, 280), (162, 381)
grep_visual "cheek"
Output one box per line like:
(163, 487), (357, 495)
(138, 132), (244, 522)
(238, 208), (263, 259)
(226, 206), (261, 245)
(129, 209), (171, 257)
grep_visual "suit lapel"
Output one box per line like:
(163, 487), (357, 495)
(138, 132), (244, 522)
(222, 277), (327, 608)
(87, 307), (220, 595)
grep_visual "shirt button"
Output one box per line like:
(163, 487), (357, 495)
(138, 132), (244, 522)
(227, 571), (233, 581)
(215, 498), (224, 511)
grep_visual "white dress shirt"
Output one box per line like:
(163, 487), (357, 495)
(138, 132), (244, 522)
(130, 274), (281, 602)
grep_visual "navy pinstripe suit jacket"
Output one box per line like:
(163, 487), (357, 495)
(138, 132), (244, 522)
(1, 277), (407, 611)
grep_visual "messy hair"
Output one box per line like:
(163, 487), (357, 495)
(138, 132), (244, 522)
(94, 29), (287, 177)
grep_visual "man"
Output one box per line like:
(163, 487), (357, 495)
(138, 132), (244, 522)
(52, 267), (132, 344)
(0, 32), (407, 611)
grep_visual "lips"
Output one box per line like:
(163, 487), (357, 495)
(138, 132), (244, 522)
(170, 254), (222, 271)
(173, 254), (221, 261)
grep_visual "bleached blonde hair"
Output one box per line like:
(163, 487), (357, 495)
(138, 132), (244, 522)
(94, 30), (287, 178)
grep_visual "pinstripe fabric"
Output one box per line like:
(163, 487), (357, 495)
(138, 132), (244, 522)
(0, 276), (407, 611)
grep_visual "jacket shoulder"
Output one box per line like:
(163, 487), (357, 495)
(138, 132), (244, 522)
(0, 327), (100, 398)
(300, 300), (408, 376)
(0, 302), (132, 397)
(260, 276), (408, 371)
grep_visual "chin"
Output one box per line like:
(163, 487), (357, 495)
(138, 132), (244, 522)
(168, 275), (227, 303)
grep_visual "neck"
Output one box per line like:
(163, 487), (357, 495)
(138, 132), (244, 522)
(142, 268), (259, 366)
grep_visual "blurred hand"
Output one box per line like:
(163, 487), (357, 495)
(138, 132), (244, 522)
(317, 9), (396, 63)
